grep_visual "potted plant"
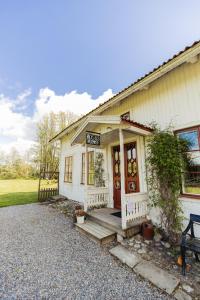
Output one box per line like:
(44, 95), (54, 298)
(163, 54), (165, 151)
(76, 209), (86, 224)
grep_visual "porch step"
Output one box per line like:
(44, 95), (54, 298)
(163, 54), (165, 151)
(87, 208), (148, 238)
(76, 220), (116, 245)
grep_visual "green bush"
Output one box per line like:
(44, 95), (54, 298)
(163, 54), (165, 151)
(146, 125), (190, 243)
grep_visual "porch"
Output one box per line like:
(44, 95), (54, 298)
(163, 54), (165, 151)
(86, 207), (148, 238)
(72, 115), (152, 233)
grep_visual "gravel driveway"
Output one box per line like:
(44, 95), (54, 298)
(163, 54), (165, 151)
(0, 204), (171, 299)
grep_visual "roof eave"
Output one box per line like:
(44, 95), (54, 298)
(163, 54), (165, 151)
(50, 41), (200, 143)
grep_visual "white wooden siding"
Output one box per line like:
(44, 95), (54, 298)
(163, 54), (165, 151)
(103, 60), (200, 130)
(59, 58), (200, 230)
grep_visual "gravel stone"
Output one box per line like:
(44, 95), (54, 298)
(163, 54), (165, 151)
(0, 204), (171, 299)
(154, 233), (162, 242)
(161, 241), (171, 249)
(138, 248), (147, 254)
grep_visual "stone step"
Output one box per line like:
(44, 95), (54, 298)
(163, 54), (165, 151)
(109, 245), (141, 268)
(134, 261), (180, 295)
(76, 220), (116, 244)
(49, 195), (67, 201)
(174, 289), (192, 300)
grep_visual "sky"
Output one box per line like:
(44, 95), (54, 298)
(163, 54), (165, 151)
(0, 0), (200, 155)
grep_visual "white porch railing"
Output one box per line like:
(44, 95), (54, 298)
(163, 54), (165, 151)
(122, 192), (148, 228)
(84, 187), (109, 211)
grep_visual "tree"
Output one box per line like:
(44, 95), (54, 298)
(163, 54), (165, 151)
(34, 111), (78, 174)
(0, 147), (38, 179)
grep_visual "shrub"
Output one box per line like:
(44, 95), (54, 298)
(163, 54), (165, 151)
(146, 125), (190, 243)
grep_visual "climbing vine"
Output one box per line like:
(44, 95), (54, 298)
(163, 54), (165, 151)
(146, 125), (190, 243)
(94, 152), (105, 187)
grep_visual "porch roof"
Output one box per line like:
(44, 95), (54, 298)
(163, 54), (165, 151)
(71, 115), (152, 146)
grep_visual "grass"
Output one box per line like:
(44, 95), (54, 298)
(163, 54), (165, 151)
(0, 179), (39, 207)
(185, 186), (200, 194)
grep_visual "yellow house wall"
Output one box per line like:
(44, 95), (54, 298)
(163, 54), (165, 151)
(101, 60), (200, 130)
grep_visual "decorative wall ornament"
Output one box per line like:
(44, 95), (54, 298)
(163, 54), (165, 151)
(86, 131), (100, 146)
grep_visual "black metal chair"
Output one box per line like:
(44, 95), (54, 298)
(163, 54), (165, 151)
(181, 214), (200, 275)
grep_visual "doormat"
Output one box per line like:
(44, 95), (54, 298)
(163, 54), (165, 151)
(111, 211), (121, 218)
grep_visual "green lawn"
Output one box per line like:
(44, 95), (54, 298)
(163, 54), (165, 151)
(0, 179), (39, 207)
(185, 187), (200, 194)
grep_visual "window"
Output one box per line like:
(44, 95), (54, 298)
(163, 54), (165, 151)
(88, 151), (95, 185)
(64, 156), (72, 182)
(81, 151), (94, 185)
(81, 153), (85, 184)
(177, 126), (200, 196)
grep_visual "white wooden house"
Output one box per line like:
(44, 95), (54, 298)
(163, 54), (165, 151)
(51, 41), (200, 239)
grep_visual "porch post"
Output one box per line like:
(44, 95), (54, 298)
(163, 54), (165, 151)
(84, 144), (88, 211)
(119, 128), (127, 229)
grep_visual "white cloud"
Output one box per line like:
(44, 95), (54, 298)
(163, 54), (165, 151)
(0, 138), (37, 155)
(34, 87), (114, 120)
(0, 87), (114, 155)
(0, 96), (33, 140)
(14, 88), (32, 110)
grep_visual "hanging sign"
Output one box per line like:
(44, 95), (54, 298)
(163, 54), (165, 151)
(86, 131), (101, 146)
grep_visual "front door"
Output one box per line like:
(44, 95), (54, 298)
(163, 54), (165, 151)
(113, 146), (121, 209)
(113, 142), (139, 209)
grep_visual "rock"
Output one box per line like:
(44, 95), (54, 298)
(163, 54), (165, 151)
(173, 265), (178, 270)
(182, 284), (194, 294)
(141, 253), (151, 261)
(186, 250), (193, 257)
(135, 240), (141, 244)
(154, 233), (162, 242)
(117, 234), (124, 243)
(128, 237), (135, 242)
(155, 242), (161, 247)
(134, 244), (141, 249)
(134, 234), (143, 242)
(120, 240), (127, 246)
(138, 248), (147, 254)
(174, 289), (192, 300)
(144, 240), (152, 245)
(161, 241), (171, 249)
(129, 242), (134, 247)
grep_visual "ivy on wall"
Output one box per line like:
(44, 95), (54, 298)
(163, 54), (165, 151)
(146, 125), (190, 243)
(94, 152), (105, 187)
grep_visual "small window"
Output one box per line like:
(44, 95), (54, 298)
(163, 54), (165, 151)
(81, 153), (85, 184)
(177, 126), (200, 196)
(88, 151), (95, 185)
(64, 156), (72, 183)
(81, 151), (94, 185)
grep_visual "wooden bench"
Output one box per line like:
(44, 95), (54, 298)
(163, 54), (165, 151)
(181, 214), (200, 275)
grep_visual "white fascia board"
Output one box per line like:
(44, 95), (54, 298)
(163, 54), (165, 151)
(70, 115), (121, 145)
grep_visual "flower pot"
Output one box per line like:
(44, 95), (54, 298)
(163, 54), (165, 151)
(77, 215), (85, 224)
(142, 222), (154, 240)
